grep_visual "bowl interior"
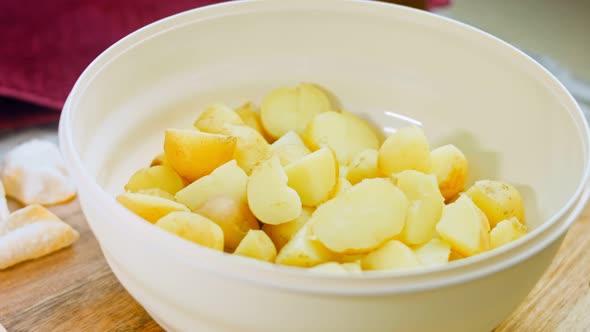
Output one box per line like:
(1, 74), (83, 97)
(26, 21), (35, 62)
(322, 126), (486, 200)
(67, 0), (587, 233)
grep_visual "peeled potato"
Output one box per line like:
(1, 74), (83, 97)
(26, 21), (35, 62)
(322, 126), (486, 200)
(125, 165), (185, 195)
(311, 178), (409, 254)
(361, 240), (421, 271)
(261, 83), (335, 139)
(284, 148), (338, 206)
(490, 217), (527, 249)
(269, 131), (311, 166)
(346, 149), (380, 185)
(234, 230), (277, 262)
(235, 102), (272, 142)
(275, 223), (337, 267)
(378, 126), (431, 176)
(333, 177), (353, 198)
(431, 144), (468, 200)
(117, 192), (189, 223)
(392, 170), (442, 201)
(175, 160), (247, 211)
(136, 188), (176, 201)
(164, 129), (237, 182)
(195, 196), (259, 250)
(150, 153), (169, 167)
(156, 211), (223, 251)
(303, 111), (380, 165)
(220, 124), (271, 174)
(247, 157), (302, 225)
(466, 180), (525, 228)
(194, 103), (244, 134)
(436, 195), (490, 256)
(413, 238), (451, 267)
(262, 207), (313, 250)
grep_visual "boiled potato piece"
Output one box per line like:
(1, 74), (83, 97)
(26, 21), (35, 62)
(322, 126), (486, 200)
(261, 83), (335, 139)
(431, 144), (468, 200)
(150, 153), (168, 167)
(414, 238), (451, 267)
(361, 240), (421, 271)
(125, 165), (185, 195)
(117, 192), (189, 223)
(164, 129), (236, 182)
(346, 149), (380, 184)
(466, 180), (525, 228)
(333, 177), (353, 197)
(436, 195), (490, 256)
(234, 230), (277, 262)
(378, 126), (431, 176)
(490, 217), (527, 249)
(341, 261), (362, 273)
(262, 207), (313, 250)
(247, 157), (302, 225)
(284, 148), (338, 206)
(312, 178), (409, 254)
(175, 160), (247, 211)
(136, 188), (176, 201)
(269, 131), (311, 166)
(235, 102), (272, 142)
(156, 211), (223, 251)
(275, 223), (337, 267)
(194, 103), (244, 134)
(303, 111), (380, 165)
(220, 124), (270, 174)
(310, 262), (347, 273)
(195, 196), (259, 250)
(392, 170), (442, 201)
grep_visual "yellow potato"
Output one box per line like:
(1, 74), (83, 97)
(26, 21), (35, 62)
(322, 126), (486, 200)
(378, 126), (431, 176)
(193, 103), (244, 134)
(361, 240), (421, 271)
(311, 178), (409, 254)
(175, 160), (247, 211)
(136, 188), (176, 201)
(275, 223), (337, 267)
(346, 149), (380, 185)
(195, 196), (259, 251)
(150, 153), (169, 167)
(341, 261), (362, 273)
(466, 180), (525, 228)
(392, 170), (442, 201)
(125, 165), (185, 195)
(117, 192), (189, 223)
(220, 124), (270, 174)
(269, 131), (311, 166)
(156, 211), (223, 251)
(333, 177), (353, 197)
(247, 157), (302, 225)
(234, 229), (277, 262)
(235, 102), (273, 142)
(284, 148), (338, 207)
(309, 262), (347, 273)
(303, 111), (380, 165)
(260, 83), (335, 139)
(164, 129), (237, 182)
(431, 144), (468, 200)
(413, 238), (451, 267)
(490, 217), (527, 249)
(262, 207), (313, 251)
(435, 195), (490, 256)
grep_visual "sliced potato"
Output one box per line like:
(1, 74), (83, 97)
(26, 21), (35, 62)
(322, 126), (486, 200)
(262, 207), (313, 251)
(150, 153), (169, 167)
(247, 157), (302, 225)
(164, 129), (236, 182)
(220, 124), (270, 174)
(346, 149), (380, 184)
(431, 144), (468, 200)
(490, 217), (527, 249)
(156, 211), (223, 251)
(235, 102), (272, 142)
(175, 160), (247, 211)
(269, 131), (311, 166)
(275, 223), (337, 267)
(413, 238), (451, 267)
(435, 195), (490, 256)
(312, 178), (409, 254)
(125, 165), (185, 195)
(117, 192), (189, 223)
(361, 240), (421, 271)
(195, 196), (259, 250)
(466, 180), (525, 228)
(234, 230), (277, 262)
(285, 148), (338, 206)
(261, 83), (335, 139)
(303, 111), (380, 165)
(333, 177), (353, 198)
(136, 188), (176, 201)
(194, 103), (244, 134)
(378, 126), (431, 176)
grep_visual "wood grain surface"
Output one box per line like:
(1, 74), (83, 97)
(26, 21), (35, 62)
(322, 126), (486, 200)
(1, 199), (589, 332)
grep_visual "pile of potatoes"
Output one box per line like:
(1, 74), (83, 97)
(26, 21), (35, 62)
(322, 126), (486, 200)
(117, 83), (527, 273)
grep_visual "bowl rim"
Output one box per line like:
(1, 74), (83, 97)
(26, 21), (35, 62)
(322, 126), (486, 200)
(59, 0), (590, 295)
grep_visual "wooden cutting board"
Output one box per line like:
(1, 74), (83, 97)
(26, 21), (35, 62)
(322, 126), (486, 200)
(1, 199), (589, 332)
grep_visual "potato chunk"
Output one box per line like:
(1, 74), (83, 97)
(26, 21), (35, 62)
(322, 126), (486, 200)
(125, 165), (185, 195)
(269, 131), (311, 166)
(431, 144), (468, 200)
(262, 207), (313, 250)
(490, 217), (527, 249)
(220, 124), (270, 174)
(361, 240), (420, 271)
(346, 149), (380, 184)
(275, 223), (337, 267)
(284, 148), (338, 206)
(378, 126), (431, 176)
(413, 238), (451, 267)
(194, 103), (244, 134)
(234, 230), (277, 262)
(466, 180), (525, 228)
(117, 192), (189, 223)
(156, 211), (223, 251)
(235, 102), (272, 142)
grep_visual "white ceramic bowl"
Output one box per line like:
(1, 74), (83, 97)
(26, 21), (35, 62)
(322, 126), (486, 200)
(59, 0), (590, 331)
